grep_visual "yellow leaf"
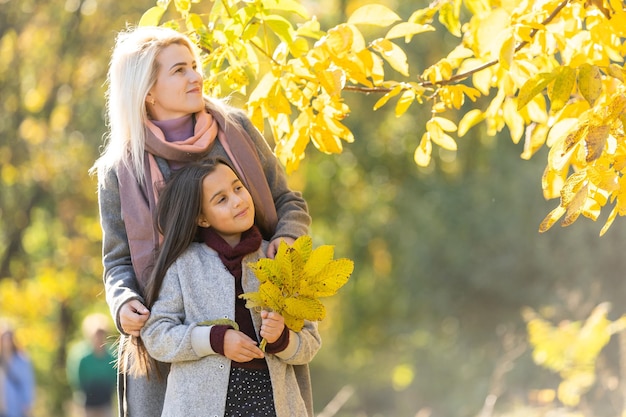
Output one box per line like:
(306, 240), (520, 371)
(560, 171), (587, 206)
(262, 0), (310, 19)
(549, 66), (576, 113)
(373, 84), (402, 110)
(289, 37), (309, 58)
(317, 68), (345, 97)
(258, 281), (286, 312)
(458, 109), (484, 137)
(438, 2), (461, 37)
(301, 259), (354, 298)
(303, 245), (335, 277)
(606, 63), (625, 81)
(347, 4), (401, 27)
(498, 33), (515, 70)
(243, 236), (353, 330)
(606, 92), (626, 121)
(139, 6), (166, 26)
(414, 133), (432, 167)
(284, 297), (326, 324)
(395, 89), (415, 117)
(562, 183), (588, 227)
(539, 205), (566, 233)
(502, 99), (524, 144)
(542, 166), (567, 200)
(432, 116), (457, 132)
(577, 64), (603, 106)
(585, 125), (609, 163)
(521, 123), (548, 160)
(371, 39), (409, 77)
(283, 315), (304, 333)
(385, 22), (435, 42)
(600, 206), (618, 236)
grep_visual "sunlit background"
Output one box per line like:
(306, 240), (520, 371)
(2, 1), (626, 416)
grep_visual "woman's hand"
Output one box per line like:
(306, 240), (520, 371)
(266, 236), (295, 259)
(119, 299), (150, 337)
(260, 310), (285, 344)
(223, 330), (265, 362)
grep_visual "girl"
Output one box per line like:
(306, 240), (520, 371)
(138, 159), (321, 417)
(90, 26), (311, 416)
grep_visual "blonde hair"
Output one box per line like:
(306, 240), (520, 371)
(91, 26), (208, 183)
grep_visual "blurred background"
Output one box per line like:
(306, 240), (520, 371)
(2, 0), (626, 416)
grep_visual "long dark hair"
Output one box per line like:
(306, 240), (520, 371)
(124, 158), (231, 378)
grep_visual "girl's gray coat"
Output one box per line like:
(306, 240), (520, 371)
(140, 242), (321, 417)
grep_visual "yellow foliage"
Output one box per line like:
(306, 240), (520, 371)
(147, 0), (626, 233)
(524, 303), (626, 406)
(241, 236), (353, 342)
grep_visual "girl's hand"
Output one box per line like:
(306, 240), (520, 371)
(260, 310), (285, 344)
(266, 237), (295, 259)
(223, 329), (264, 362)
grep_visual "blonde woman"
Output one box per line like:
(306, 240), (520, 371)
(91, 26), (311, 416)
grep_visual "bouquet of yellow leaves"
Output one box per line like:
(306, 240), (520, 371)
(240, 235), (354, 349)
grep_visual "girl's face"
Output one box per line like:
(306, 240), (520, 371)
(197, 164), (255, 247)
(146, 43), (204, 121)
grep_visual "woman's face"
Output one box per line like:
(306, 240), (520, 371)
(197, 164), (255, 246)
(146, 43), (204, 120)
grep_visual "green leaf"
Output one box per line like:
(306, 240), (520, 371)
(139, 6), (166, 27)
(197, 318), (239, 330)
(577, 63), (603, 106)
(550, 66), (576, 112)
(347, 4), (401, 27)
(264, 15), (294, 44)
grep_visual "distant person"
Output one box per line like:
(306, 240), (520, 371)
(0, 324), (35, 417)
(66, 313), (117, 417)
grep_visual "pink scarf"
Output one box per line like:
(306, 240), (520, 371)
(117, 108), (277, 288)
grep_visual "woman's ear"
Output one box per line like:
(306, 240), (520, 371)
(197, 216), (210, 228)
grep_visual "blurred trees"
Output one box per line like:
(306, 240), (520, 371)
(0, 0), (153, 414)
(143, 0), (626, 235)
(1, 0), (626, 416)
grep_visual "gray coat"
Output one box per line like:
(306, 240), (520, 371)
(141, 242), (321, 417)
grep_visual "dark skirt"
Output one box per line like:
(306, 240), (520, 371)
(224, 367), (277, 417)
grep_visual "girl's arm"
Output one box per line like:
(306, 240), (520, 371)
(98, 168), (146, 334)
(140, 265), (213, 363)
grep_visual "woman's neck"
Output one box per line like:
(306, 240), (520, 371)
(151, 114), (194, 143)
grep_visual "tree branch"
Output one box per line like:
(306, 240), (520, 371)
(343, 0), (572, 94)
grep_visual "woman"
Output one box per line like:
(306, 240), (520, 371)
(0, 325), (35, 417)
(90, 26), (312, 416)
